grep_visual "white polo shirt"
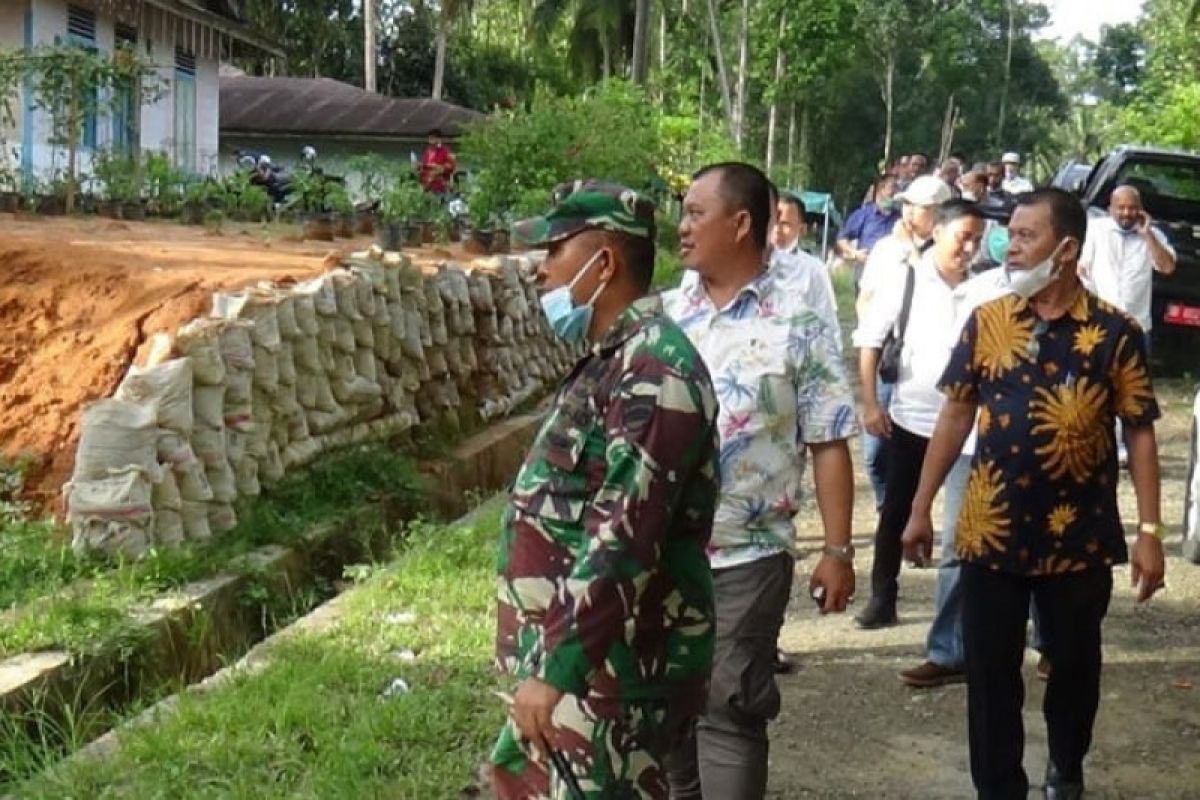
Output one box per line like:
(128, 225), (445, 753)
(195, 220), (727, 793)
(853, 253), (1008, 439)
(1081, 215), (1175, 332)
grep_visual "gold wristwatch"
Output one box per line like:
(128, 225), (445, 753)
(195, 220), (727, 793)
(1137, 521), (1166, 540)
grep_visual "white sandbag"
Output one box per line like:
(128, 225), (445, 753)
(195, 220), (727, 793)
(333, 352), (357, 381)
(384, 263), (402, 300)
(252, 345), (279, 392)
(208, 502), (237, 534)
(275, 293), (301, 339)
(373, 323), (393, 361)
(277, 340), (297, 386)
(223, 402), (254, 433)
(334, 375), (382, 405)
(306, 407), (351, 435)
(372, 291), (391, 326)
(235, 457), (261, 497)
(73, 399), (159, 481)
(355, 276), (377, 318)
(225, 428), (248, 465)
(299, 275), (339, 317)
(402, 312), (424, 359)
(333, 317), (357, 354)
(191, 425), (227, 467)
(213, 290), (281, 352)
(353, 317), (375, 349)
(333, 273), (363, 320)
(293, 292), (320, 335)
(317, 315), (337, 347)
(427, 347), (448, 377)
(388, 300), (406, 340)
(193, 385), (225, 430)
(71, 518), (151, 557)
(116, 358), (194, 434)
(152, 468), (183, 511)
(286, 408), (310, 442)
(259, 442), (285, 485)
(314, 373), (338, 412)
(154, 508), (185, 547)
(176, 461), (213, 502)
(294, 335), (321, 372)
(175, 320), (227, 385)
(215, 321), (255, 372)
(282, 438), (323, 469)
(295, 370), (319, 409)
(67, 468), (154, 520)
(206, 460), (237, 504)
(225, 367), (253, 404)
(318, 341), (336, 373)
(158, 430), (199, 470)
(181, 500), (213, 541)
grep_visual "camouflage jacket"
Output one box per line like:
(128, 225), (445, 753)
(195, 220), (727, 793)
(496, 295), (720, 705)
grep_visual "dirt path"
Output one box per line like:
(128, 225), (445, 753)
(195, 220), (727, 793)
(772, 381), (1200, 798)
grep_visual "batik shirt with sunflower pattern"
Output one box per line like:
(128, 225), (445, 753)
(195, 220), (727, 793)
(939, 289), (1159, 576)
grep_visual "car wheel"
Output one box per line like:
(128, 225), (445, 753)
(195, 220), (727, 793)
(1184, 414), (1200, 564)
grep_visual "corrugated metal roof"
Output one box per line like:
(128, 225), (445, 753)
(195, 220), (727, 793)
(219, 77), (484, 139)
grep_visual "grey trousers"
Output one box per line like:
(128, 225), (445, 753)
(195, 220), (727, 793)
(668, 551), (794, 800)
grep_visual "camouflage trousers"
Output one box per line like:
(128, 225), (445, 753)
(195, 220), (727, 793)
(491, 693), (691, 800)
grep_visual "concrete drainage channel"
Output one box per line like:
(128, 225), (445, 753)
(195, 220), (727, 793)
(0, 410), (541, 781)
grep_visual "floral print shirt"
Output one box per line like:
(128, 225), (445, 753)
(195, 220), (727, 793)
(939, 289), (1159, 576)
(663, 271), (859, 570)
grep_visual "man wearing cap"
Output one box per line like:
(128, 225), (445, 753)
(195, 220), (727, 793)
(1000, 152), (1034, 196)
(856, 174), (952, 512)
(492, 180), (721, 799)
(664, 162), (857, 800)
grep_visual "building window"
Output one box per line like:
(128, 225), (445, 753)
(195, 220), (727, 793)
(174, 49), (196, 172)
(112, 25), (139, 158)
(66, 4), (98, 151)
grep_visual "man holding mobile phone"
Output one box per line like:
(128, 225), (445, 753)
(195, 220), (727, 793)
(1079, 184), (1177, 349)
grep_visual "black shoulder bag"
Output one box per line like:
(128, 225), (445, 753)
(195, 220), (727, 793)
(877, 263), (915, 384)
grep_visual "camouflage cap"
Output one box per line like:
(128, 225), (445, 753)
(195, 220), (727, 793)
(511, 179), (657, 246)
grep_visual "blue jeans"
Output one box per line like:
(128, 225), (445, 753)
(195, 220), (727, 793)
(862, 379), (895, 511)
(926, 454), (972, 668)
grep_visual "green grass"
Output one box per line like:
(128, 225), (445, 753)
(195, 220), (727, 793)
(13, 500), (508, 800)
(0, 444), (425, 658)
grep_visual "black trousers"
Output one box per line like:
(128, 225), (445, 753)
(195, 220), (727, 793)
(868, 423), (929, 605)
(962, 562), (1113, 799)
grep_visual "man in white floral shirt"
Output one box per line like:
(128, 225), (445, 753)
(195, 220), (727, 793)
(663, 162), (859, 800)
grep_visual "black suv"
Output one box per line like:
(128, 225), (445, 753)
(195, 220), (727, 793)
(1060, 146), (1200, 374)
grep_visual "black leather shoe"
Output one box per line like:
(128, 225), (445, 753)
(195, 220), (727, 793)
(1044, 762), (1084, 799)
(854, 601), (898, 629)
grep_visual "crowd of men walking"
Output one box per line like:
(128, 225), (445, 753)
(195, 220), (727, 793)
(486, 148), (1174, 800)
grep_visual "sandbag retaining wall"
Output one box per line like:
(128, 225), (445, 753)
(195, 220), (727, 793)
(64, 249), (576, 557)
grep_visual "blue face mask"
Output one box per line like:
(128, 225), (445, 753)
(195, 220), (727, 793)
(540, 250), (609, 343)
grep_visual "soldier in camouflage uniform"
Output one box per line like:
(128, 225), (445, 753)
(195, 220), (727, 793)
(491, 180), (721, 800)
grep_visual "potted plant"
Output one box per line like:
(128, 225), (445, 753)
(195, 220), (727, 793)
(378, 179), (425, 250)
(348, 153), (388, 234)
(463, 188), (496, 255)
(145, 152), (185, 217)
(326, 184), (355, 237)
(292, 170), (336, 241)
(181, 179), (221, 225)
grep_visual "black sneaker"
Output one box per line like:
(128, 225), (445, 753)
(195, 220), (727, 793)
(1044, 762), (1083, 799)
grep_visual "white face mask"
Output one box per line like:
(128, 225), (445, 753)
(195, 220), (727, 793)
(1004, 241), (1065, 299)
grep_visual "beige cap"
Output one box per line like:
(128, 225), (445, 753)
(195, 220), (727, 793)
(895, 175), (952, 207)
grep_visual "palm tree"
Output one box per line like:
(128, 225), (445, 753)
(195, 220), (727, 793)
(432, 0), (473, 99)
(532, 0), (635, 80)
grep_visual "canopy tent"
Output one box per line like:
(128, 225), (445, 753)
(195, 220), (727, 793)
(786, 190), (844, 261)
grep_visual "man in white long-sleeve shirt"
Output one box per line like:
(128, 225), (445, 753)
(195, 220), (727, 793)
(1080, 184), (1176, 344)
